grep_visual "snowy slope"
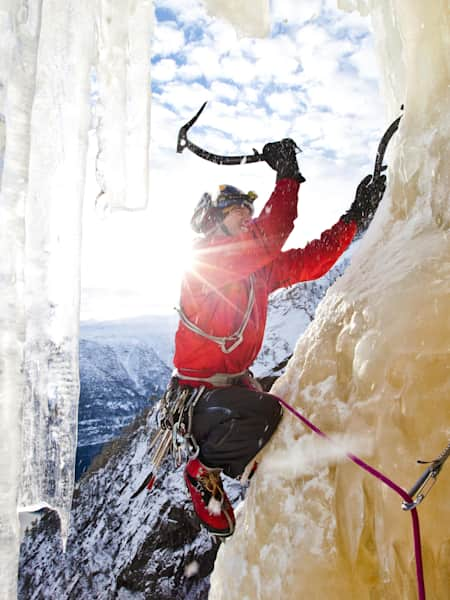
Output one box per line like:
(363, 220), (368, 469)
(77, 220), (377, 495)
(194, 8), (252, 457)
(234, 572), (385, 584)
(18, 409), (242, 600)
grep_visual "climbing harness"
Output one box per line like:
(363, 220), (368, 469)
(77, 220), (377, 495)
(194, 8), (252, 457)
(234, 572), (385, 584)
(277, 395), (449, 600)
(131, 368), (262, 499)
(131, 380), (206, 498)
(175, 274), (256, 354)
(171, 368), (249, 387)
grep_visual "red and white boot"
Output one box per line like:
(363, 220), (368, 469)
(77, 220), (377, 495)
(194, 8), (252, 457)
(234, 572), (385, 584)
(184, 458), (235, 537)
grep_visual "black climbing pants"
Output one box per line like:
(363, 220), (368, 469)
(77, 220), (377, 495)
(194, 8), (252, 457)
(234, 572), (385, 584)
(191, 385), (283, 478)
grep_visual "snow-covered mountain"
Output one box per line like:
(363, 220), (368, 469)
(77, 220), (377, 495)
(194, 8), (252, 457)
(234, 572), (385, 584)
(76, 313), (178, 477)
(76, 337), (172, 478)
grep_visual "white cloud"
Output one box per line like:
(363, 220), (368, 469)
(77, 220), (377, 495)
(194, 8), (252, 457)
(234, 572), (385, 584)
(206, 20), (239, 54)
(156, 80), (212, 111)
(349, 35), (381, 81)
(219, 53), (259, 84)
(210, 80), (240, 101)
(265, 90), (300, 115)
(152, 58), (178, 82)
(153, 0), (206, 23)
(187, 44), (223, 78)
(152, 22), (185, 56)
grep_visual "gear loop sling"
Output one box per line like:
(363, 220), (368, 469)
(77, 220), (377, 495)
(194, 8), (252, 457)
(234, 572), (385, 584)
(175, 274), (256, 355)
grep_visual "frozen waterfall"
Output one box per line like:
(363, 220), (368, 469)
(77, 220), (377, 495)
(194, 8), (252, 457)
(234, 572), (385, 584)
(0, 1), (152, 598)
(210, 1), (450, 599)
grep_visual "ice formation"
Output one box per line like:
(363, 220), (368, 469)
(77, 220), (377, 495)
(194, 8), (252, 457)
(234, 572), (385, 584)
(210, 1), (449, 599)
(0, 1), (152, 597)
(203, 0), (270, 38)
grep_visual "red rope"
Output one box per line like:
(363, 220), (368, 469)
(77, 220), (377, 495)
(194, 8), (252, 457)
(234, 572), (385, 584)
(276, 396), (426, 600)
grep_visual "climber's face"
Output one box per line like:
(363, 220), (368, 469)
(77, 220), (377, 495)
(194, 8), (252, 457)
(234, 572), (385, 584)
(222, 205), (252, 236)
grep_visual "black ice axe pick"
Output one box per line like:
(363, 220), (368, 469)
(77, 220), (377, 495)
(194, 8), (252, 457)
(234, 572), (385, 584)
(373, 106), (403, 179)
(177, 101), (277, 166)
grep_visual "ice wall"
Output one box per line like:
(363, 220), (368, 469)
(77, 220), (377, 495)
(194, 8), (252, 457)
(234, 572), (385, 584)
(0, 1), (152, 598)
(210, 1), (449, 599)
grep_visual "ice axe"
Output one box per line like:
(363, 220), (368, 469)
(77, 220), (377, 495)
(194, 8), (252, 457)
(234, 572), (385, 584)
(176, 101), (301, 165)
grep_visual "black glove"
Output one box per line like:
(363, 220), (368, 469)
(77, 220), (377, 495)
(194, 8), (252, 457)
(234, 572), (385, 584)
(342, 170), (387, 233)
(262, 138), (305, 183)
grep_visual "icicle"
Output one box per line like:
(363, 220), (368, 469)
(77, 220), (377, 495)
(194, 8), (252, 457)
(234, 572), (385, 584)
(18, 0), (95, 547)
(94, 0), (153, 211)
(0, 2), (44, 595)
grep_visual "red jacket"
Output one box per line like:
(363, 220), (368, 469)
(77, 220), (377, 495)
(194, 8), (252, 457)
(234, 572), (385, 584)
(173, 178), (356, 385)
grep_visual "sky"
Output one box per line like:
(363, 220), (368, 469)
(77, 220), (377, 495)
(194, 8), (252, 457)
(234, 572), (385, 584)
(80, 0), (387, 322)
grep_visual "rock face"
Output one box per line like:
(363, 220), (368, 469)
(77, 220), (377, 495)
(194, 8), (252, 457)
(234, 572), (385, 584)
(209, 2), (450, 599)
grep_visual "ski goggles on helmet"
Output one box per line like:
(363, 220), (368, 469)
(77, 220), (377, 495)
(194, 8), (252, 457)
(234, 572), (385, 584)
(212, 185), (257, 215)
(190, 185), (258, 234)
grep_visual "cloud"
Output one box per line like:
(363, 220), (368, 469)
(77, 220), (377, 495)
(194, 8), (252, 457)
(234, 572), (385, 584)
(265, 89), (302, 116)
(152, 22), (185, 55)
(210, 80), (240, 101)
(152, 58), (178, 81)
(156, 80), (212, 111)
(349, 34), (381, 81)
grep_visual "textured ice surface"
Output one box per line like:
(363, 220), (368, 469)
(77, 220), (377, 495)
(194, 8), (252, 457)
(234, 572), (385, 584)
(95, 0), (153, 211)
(210, 1), (450, 598)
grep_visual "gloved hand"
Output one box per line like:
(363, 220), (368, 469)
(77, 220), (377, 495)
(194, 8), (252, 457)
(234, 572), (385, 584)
(342, 170), (387, 233)
(262, 138), (306, 183)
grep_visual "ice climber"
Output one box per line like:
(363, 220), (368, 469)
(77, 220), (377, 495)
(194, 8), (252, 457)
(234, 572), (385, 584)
(165, 139), (386, 537)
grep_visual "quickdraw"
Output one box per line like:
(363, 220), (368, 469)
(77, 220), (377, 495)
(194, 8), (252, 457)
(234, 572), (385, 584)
(402, 440), (450, 511)
(131, 381), (206, 499)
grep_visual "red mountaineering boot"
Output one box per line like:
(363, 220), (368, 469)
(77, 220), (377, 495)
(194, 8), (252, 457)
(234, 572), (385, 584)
(184, 457), (235, 537)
